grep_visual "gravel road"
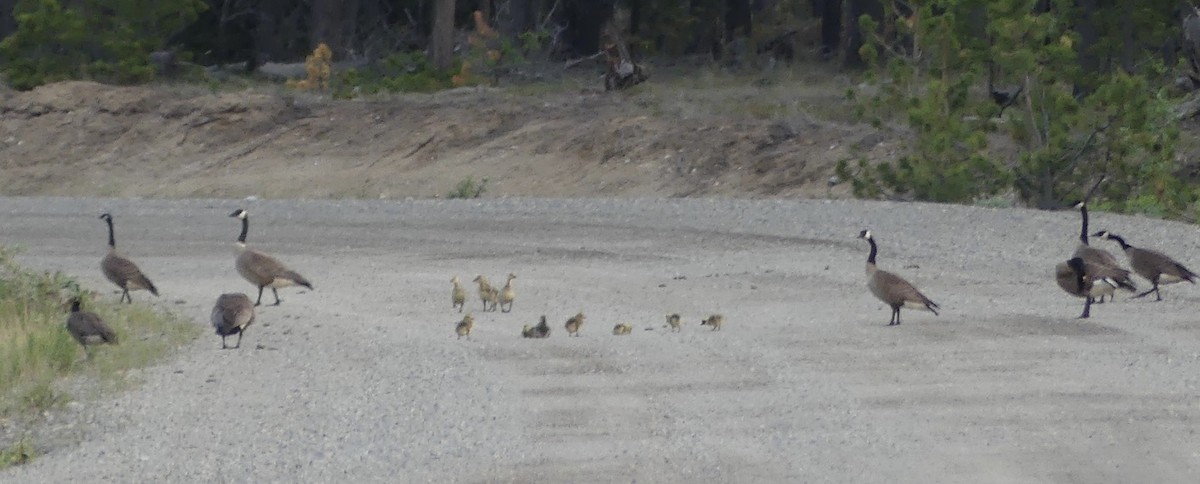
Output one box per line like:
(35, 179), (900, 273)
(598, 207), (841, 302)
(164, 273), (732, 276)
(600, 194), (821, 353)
(3, 196), (1200, 482)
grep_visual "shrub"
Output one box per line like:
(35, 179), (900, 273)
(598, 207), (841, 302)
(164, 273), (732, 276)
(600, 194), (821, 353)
(447, 176), (489, 199)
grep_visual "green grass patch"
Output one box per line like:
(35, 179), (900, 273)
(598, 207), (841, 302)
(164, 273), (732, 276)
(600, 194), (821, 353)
(0, 245), (198, 466)
(0, 439), (35, 470)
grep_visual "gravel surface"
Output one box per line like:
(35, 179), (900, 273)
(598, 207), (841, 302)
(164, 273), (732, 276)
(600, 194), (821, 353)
(3, 196), (1200, 482)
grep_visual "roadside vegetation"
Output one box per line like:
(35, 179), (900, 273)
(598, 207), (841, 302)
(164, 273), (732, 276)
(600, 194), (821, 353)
(0, 246), (198, 469)
(3, 1), (1200, 219)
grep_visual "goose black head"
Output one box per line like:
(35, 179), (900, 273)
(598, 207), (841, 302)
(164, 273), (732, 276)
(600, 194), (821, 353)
(229, 209), (248, 219)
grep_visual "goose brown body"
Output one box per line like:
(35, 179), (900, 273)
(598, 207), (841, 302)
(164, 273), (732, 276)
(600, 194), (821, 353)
(1071, 203), (1135, 301)
(1055, 257), (1130, 318)
(99, 213), (158, 303)
(211, 293), (256, 349)
(66, 299), (118, 354)
(857, 230), (939, 326)
(1093, 231), (1196, 301)
(229, 209), (313, 306)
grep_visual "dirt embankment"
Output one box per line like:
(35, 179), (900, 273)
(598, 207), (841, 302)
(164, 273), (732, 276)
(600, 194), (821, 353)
(0, 80), (890, 199)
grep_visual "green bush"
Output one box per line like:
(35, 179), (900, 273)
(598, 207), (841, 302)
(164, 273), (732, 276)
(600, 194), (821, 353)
(447, 176), (489, 199)
(845, 0), (1194, 215)
(0, 0), (207, 90)
(332, 52), (457, 99)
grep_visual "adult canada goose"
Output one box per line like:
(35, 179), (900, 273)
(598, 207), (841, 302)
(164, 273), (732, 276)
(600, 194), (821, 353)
(857, 230), (940, 326)
(1055, 257), (1132, 318)
(229, 209), (313, 306)
(211, 293), (256, 349)
(1092, 230), (1197, 301)
(1070, 203), (1136, 302)
(99, 213), (158, 303)
(66, 298), (118, 356)
(531, 315), (551, 338)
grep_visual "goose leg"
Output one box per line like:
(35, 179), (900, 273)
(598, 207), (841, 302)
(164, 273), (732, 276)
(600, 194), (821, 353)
(1079, 298), (1091, 319)
(272, 288), (282, 306)
(121, 288), (131, 304)
(235, 332), (243, 349)
(220, 335), (228, 349)
(255, 286), (265, 306)
(894, 308), (902, 326)
(1133, 283), (1162, 301)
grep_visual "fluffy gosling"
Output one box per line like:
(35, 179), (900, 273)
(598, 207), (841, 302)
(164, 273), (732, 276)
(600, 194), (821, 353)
(665, 313), (682, 332)
(456, 313), (475, 340)
(450, 276), (467, 313)
(612, 322), (633, 335)
(498, 273), (516, 312)
(700, 314), (725, 331)
(564, 312), (585, 337)
(473, 275), (498, 312)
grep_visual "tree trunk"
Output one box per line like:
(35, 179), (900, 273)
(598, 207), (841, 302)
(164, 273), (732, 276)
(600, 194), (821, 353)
(0, 0), (17, 40)
(725, 0), (752, 41)
(840, 0), (883, 68)
(817, 0), (840, 60)
(431, 0), (456, 71)
(564, 0), (614, 56)
(501, 0), (533, 39)
(1073, 0), (1101, 97)
(311, 0), (359, 58)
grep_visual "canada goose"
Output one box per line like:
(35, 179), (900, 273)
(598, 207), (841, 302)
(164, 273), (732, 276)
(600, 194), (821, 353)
(66, 298), (118, 357)
(564, 312), (585, 337)
(456, 313), (475, 339)
(857, 230), (940, 326)
(1071, 202), (1135, 302)
(530, 315), (551, 338)
(450, 276), (466, 312)
(98, 213), (158, 303)
(229, 209), (313, 306)
(472, 275), (498, 312)
(1093, 230), (1196, 301)
(498, 273), (516, 312)
(665, 313), (682, 332)
(1055, 257), (1132, 318)
(211, 293), (256, 349)
(612, 322), (633, 335)
(700, 314), (724, 331)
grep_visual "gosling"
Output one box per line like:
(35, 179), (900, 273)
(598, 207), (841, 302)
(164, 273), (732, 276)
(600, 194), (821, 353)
(564, 312), (585, 337)
(700, 314), (725, 331)
(473, 275), (498, 312)
(665, 313), (682, 332)
(450, 276), (466, 313)
(456, 313), (475, 340)
(498, 273), (516, 312)
(612, 322), (633, 335)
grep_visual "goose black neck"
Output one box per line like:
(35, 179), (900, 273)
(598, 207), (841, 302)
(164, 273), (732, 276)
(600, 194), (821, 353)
(104, 217), (116, 247)
(1109, 234), (1131, 250)
(237, 216), (249, 243)
(866, 237), (878, 265)
(71, 299), (81, 312)
(1079, 205), (1089, 244)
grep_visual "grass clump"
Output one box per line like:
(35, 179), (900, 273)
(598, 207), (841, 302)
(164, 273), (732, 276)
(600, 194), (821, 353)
(447, 176), (489, 199)
(0, 245), (198, 464)
(0, 439), (35, 470)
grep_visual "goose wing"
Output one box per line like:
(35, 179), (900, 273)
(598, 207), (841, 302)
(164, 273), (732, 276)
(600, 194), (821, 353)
(873, 269), (939, 310)
(102, 252), (159, 295)
(211, 293), (255, 335)
(67, 311), (118, 345)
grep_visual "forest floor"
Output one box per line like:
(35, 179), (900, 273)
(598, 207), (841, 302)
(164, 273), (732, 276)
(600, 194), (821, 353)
(0, 62), (901, 200)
